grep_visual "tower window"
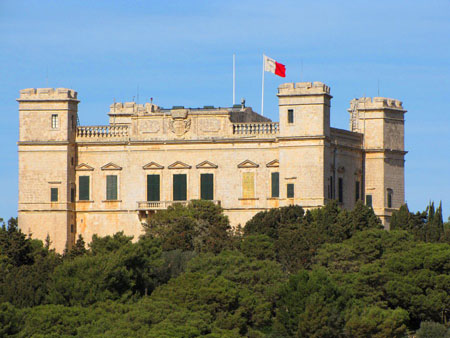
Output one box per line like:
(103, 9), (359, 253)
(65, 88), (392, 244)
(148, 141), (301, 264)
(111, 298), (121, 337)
(287, 109), (294, 124)
(387, 189), (393, 208)
(200, 173), (214, 200)
(51, 114), (59, 129)
(70, 187), (75, 202)
(106, 175), (118, 200)
(338, 178), (343, 203)
(287, 183), (294, 198)
(51, 188), (58, 202)
(366, 194), (373, 208)
(355, 181), (360, 202)
(271, 172), (279, 198)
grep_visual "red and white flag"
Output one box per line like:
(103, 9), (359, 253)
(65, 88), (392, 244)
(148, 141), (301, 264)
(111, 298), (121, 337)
(264, 55), (286, 77)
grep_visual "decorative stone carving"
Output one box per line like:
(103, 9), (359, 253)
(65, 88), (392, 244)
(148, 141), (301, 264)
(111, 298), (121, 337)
(199, 119), (221, 132)
(169, 109), (191, 137)
(140, 120), (161, 133)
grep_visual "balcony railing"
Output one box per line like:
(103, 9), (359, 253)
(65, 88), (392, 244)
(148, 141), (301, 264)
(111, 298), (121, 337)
(232, 122), (279, 135)
(137, 200), (221, 210)
(77, 125), (129, 139)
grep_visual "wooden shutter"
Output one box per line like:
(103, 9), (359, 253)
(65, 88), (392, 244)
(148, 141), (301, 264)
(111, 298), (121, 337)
(173, 174), (187, 201)
(200, 174), (214, 200)
(147, 175), (160, 201)
(106, 175), (117, 200)
(271, 172), (279, 198)
(51, 188), (58, 202)
(242, 172), (255, 198)
(79, 176), (90, 201)
(287, 183), (294, 198)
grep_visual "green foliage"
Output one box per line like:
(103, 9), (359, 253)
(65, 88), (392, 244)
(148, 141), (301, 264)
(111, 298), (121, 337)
(0, 217), (34, 266)
(416, 321), (450, 338)
(391, 202), (447, 242)
(240, 234), (275, 260)
(47, 237), (163, 306)
(144, 200), (232, 253)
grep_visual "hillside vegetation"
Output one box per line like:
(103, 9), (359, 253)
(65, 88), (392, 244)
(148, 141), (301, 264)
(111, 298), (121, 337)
(1, 200), (449, 337)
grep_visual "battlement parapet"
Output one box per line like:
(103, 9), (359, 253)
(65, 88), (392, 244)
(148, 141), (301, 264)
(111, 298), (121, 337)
(109, 102), (159, 115)
(18, 88), (78, 101)
(277, 81), (330, 96)
(350, 97), (404, 111)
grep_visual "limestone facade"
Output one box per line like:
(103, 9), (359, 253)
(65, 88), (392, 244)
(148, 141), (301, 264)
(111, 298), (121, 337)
(17, 82), (406, 252)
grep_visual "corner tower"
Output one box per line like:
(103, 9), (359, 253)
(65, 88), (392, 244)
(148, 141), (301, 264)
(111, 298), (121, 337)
(349, 97), (406, 226)
(17, 88), (79, 251)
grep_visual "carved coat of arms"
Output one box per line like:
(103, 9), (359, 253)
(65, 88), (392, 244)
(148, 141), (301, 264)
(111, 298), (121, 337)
(169, 109), (191, 137)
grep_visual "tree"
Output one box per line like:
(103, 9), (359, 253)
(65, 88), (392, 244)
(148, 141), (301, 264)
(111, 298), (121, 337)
(0, 217), (34, 267)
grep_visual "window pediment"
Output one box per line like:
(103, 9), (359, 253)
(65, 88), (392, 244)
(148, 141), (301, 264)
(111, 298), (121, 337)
(143, 162), (164, 170)
(75, 163), (94, 171)
(196, 160), (218, 169)
(101, 162), (122, 171)
(168, 161), (192, 169)
(237, 160), (259, 168)
(266, 159), (279, 168)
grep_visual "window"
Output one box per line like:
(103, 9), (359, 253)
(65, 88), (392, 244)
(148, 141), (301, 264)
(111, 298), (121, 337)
(387, 189), (393, 208)
(366, 194), (373, 208)
(106, 175), (118, 200)
(70, 187), (75, 202)
(70, 224), (74, 233)
(51, 114), (59, 129)
(79, 176), (90, 201)
(338, 178), (343, 203)
(200, 173), (214, 200)
(287, 109), (294, 124)
(287, 183), (294, 198)
(271, 172), (279, 198)
(147, 175), (160, 201)
(173, 174), (187, 201)
(355, 181), (360, 202)
(51, 188), (58, 202)
(329, 176), (334, 199)
(242, 172), (255, 198)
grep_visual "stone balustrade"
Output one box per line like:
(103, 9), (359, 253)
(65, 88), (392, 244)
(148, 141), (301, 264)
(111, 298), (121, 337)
(76, 125), (129, 139)
(232, 122), (279, 135)
(137, 200), (220, 210)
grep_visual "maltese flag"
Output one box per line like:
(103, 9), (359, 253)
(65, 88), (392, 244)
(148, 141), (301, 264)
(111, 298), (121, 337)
(264, 55), (286, 77)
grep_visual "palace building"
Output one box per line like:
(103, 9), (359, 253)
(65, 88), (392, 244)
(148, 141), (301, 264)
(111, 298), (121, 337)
(17, 82), (406, 252)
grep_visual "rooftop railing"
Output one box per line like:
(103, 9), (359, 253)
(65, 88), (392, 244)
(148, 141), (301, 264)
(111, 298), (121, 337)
(77, 125), (129, 139)
(232, 122), (279, 135)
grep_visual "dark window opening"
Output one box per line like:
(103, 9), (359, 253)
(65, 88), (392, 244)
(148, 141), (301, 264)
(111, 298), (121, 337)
(147, 175), (160, 201)
(366, 194), (373, 208)
(106, 175), (118, 200)
(287, 183), (294, 198)
(200, 173), (214, 200)
(51, 188), (58, 202)
(173, 174), (187, 201)
(271, 172), (279, 198)
(387, 189), (393, 208)
(79, 176), (90, 201)
(71, 187), (75, 202)
(287, 109), (294, 124)
(338, 178), (343, 203)
(355, 181), (360, 202)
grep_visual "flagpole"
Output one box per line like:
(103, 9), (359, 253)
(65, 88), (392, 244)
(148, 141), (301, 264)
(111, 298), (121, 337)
(233, 54), (236, 105)
(261, 54), (265, 116)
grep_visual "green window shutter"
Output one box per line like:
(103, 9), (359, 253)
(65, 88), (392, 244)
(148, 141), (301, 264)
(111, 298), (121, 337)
(173, 174), (187, 201)
(287, 183), (294, 198)
(271, 172), (279, 198)
(366, 194), (372, 208)
(201, 174), (214, 200)
(106, 175), (118, 200)
(147, 175), (160, 201)
(51, 188), (58, 202)
(79, 176), (90, 201)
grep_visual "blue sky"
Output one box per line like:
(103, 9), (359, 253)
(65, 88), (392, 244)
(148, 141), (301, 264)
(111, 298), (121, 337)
(1, 0), (449, 220)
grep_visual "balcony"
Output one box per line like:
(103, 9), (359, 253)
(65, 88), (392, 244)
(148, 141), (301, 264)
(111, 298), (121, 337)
(137, 200), (221, 210)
